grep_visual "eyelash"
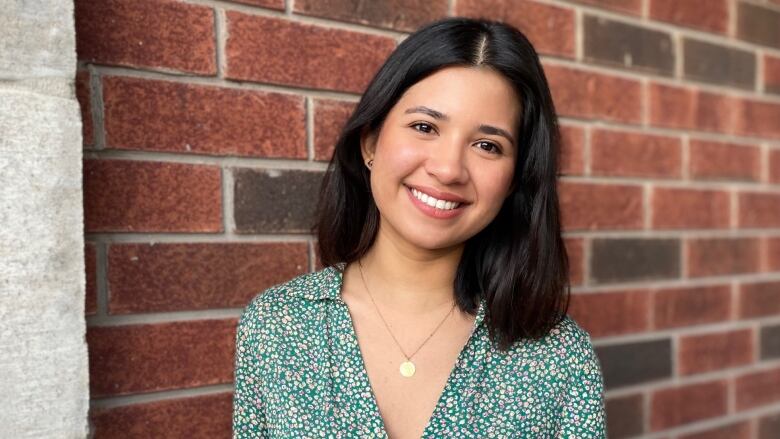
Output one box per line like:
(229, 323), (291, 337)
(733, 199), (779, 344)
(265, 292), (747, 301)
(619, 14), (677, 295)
(409, 122), (503, 155)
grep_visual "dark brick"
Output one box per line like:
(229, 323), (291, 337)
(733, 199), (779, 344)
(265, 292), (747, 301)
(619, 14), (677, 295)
(233, 168), (325, 234)
(766, 55), (780, 95)
(103, 76), (306, 158)
(85, 242), (97, 316)
(83, 159), (223, 233)
(683, 38), (756, 90)
(584, 15), (675, 76)
(226, 12), (396, 93)
(90, 393), (232, 438)
(294, 0), (448, 33)
(595, 338), (672, 389)
(75, 0), (216, 74)
(591, 238), (680, 284)
(737, 2), (780, 49)
(87, 319), (236, 397)
(108, 243), (309, 314)
(761, 324), (780, 360)
(759, 413), (780, 439)
(606, 394), (644, 438)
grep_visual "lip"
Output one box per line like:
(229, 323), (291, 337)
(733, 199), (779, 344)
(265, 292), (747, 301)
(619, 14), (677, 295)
(405, 184), (470, 203)
(405, 185), (468, 219)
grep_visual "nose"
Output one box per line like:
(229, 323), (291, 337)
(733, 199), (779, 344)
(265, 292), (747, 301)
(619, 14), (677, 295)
(424, 137), (469, 185)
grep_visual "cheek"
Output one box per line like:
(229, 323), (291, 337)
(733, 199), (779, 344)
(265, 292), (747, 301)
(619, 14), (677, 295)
(375, 138), (425, 179)
(475, 163), (515, 204)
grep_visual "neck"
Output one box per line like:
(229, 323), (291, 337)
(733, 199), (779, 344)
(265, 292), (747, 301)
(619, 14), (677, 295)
(352, 221), (464, 315)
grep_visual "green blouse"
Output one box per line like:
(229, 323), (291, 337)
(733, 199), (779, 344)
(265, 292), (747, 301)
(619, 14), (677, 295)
(232, 263), (606, 438)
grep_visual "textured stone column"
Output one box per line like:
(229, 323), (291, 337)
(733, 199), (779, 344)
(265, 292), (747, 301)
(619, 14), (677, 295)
(0, 0), (88, 437)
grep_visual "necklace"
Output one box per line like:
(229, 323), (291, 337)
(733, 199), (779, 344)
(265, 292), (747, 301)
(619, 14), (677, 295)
(357, 259), (457, 378)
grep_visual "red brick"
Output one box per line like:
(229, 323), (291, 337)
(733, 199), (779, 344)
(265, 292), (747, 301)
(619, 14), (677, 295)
(108, 242), (308, 314)
(649, 0), (728, 34)
(738, 192), (780, 228)
(87, 319), (236, 397)
(90, 393), (232, 438)
(651, 187), (730, 229)
(295, 0), (447, 32)
(76, 71), (93, 146)
(458, 0), (575, 57)
(678, 421), (751, 439)
(83, 159), (222, 233)
(568, 289), (651, 337)
(226, 13), (396, 93)
(735, 367), (780, 411)
(739, 281), (780, 318)
(227, 0), (284, 9)
(547, 65), (642, 124)
(678, 328), (754, 375)
(85, 242), (97, 316)
(102, 76), (306, 158)
(559, 124), (585, 176)
(565, 237), (585, 285)
(687, 237), (761, 277)
(649, 83), (736, 134)
(75, 0), (216, 74)
(770, 237), (780, 271)
(590, 129), (681, 178)
(770, 149), (780, 184)
(765, 55), (780, 95)
(650, 380), (728, 430)
(558, 181), (644, 230)
(734, 98), (780, 140)
(565, 0), (642, 15)
(689, 139), (761, 182)
(653, 284), (732, 329)
(313, 98), (356, 161)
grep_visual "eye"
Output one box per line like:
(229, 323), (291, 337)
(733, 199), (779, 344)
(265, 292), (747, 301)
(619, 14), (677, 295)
(410, 122), (437, 134)
(475, 140), (502, 154)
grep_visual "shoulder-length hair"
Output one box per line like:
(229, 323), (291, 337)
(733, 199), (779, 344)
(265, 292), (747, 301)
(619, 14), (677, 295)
(312, 16), (570, 351)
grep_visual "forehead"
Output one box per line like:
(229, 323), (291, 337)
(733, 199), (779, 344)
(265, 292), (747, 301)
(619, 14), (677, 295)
(393, 66), (522, 126)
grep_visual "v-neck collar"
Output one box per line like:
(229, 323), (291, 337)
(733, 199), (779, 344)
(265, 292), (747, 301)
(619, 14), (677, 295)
(318, 262), (489, 437)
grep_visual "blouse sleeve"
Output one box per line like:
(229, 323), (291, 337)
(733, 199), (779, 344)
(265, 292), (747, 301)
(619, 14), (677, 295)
(232, 295), (270, 439)
(556, 332), (607, 438)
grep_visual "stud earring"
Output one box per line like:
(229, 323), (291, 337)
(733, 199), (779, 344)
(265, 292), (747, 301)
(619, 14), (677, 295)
(367, 159), (373, 169)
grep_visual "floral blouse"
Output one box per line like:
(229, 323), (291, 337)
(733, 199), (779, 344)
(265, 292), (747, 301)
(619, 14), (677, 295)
(232, 263), (606, 438)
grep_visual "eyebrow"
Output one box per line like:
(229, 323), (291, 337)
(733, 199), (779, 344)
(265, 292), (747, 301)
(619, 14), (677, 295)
(404, 105), (516, 146)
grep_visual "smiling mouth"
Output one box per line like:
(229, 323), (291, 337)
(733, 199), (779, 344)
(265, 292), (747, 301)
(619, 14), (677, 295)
(405, 185), (464, 210)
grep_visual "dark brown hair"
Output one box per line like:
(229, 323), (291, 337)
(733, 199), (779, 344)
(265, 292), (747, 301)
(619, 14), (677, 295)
(311, 16), (570, 351)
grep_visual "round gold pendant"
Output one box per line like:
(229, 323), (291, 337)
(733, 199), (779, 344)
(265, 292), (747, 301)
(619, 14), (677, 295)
(399, 360), (416, 377)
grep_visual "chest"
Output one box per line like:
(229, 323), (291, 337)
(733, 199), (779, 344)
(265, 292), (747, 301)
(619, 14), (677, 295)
(346, 298), (476, 439)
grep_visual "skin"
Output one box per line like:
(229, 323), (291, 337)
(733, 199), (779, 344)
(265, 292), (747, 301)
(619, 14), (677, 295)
(339, 65), (522, 438)
(344, 65), (521, 316)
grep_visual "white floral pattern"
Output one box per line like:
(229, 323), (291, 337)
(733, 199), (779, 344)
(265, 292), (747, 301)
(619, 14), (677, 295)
(233, 263), (606, 438)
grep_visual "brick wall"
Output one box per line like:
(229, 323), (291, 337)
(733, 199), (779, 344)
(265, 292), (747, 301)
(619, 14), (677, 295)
(75, 0), (780, 437)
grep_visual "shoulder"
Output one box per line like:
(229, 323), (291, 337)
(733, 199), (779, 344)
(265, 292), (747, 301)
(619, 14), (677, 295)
(236, 265), (341, 336)
(502, 314), (598, 376)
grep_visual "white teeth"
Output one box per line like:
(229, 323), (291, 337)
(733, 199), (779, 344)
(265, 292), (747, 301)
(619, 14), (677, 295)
(410, 187), (461, 210)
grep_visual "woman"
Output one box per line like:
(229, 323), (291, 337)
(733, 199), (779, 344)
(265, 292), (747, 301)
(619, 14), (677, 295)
(233, 16), (606, 438)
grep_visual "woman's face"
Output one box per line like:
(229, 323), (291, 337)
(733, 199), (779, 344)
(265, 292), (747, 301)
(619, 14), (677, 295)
(361, 65), (521, 251)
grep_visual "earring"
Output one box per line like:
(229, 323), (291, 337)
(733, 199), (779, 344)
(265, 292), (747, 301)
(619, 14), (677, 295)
(367, 159), (373, 169)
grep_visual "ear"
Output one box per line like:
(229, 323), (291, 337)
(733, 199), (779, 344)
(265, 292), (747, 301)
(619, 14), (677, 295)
(359, 125), (378, 165)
